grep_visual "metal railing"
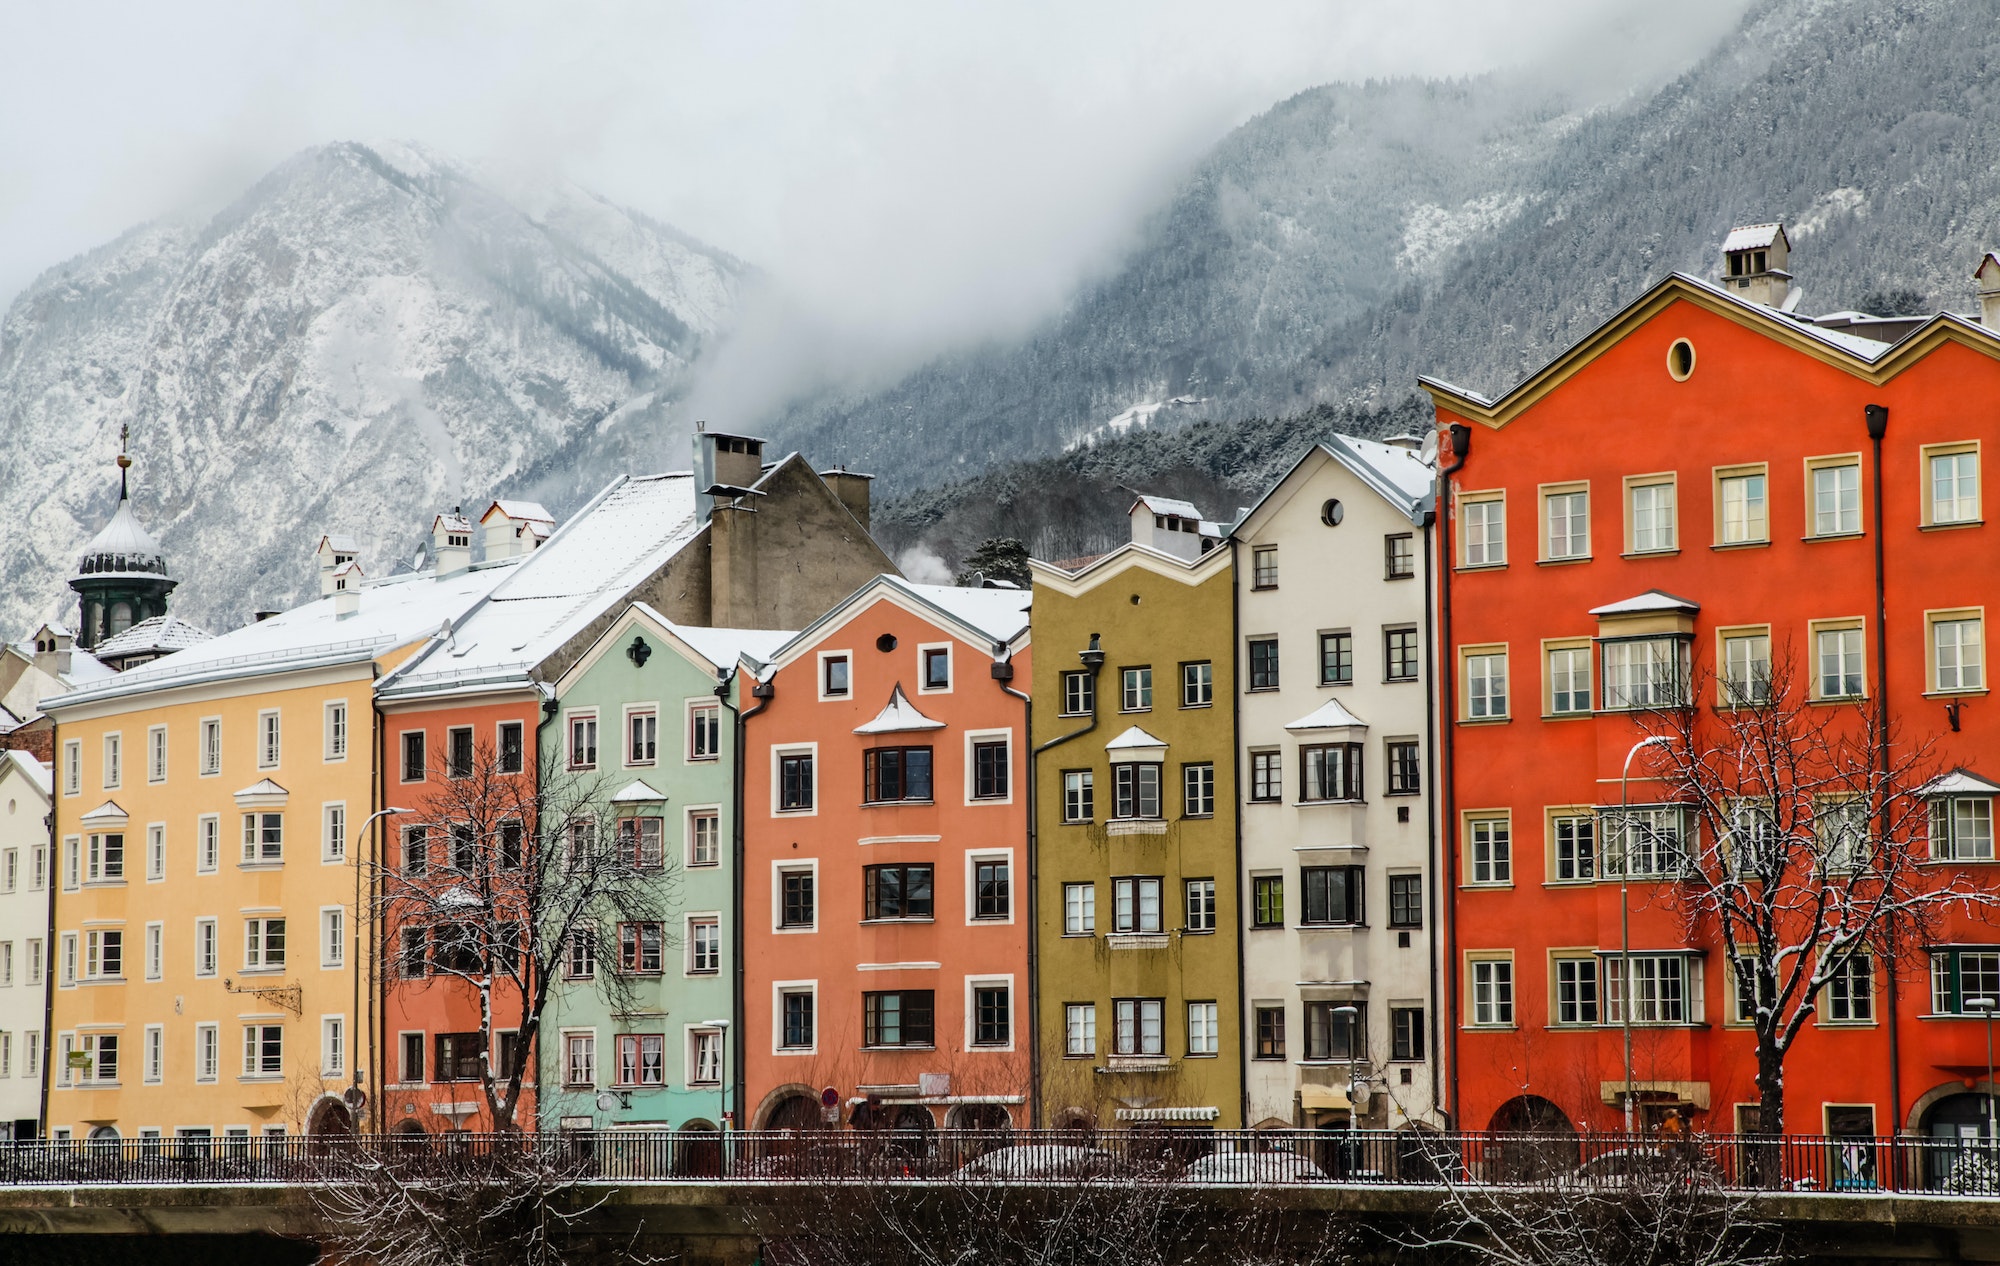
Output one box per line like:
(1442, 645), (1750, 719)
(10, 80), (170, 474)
(4, 1129), (1998, 1194)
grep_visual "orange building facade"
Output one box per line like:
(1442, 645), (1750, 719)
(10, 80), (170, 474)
(1429, 263), (2000, 1155)
(742, 577), (1031, 1135)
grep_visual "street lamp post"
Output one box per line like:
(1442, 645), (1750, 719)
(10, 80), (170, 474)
(1618, 736), (1673, 1136)
(1966, 997), (1997, 1164)
(1331, 1003), (1367, 1177)
(353, 804), (413, 1128)
(704, 1018), (732, 1126)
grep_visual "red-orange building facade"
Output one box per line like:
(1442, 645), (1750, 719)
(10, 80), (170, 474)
(1428, 266), (2000, 1147)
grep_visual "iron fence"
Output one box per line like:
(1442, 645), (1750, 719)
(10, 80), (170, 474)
(4, 1129), (1998, 1194)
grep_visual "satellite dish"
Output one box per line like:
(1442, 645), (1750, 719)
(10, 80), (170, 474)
(595, 1091), (621, 1112)
(1419, 431), (1440, 466)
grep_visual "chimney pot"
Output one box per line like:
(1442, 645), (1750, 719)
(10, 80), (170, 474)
(1721, 223), (1792, 309)
(1975, 252), (2000, 329)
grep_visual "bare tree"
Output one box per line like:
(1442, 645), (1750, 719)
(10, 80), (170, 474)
(1633, 650), (1992, 1137)
(376, 744), (675, 1132)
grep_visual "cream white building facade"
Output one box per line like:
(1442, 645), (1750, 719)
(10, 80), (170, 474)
(0, 751), (51, 1137)
(1232, 436), (1442, 1131)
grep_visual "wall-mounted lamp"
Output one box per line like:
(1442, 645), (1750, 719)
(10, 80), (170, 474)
(1948, 699), (1965, 733)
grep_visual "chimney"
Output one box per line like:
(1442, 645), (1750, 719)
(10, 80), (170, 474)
(31, 626), (73, 678)
(315, 533), (359, 598)
(821, 468), (874, 531)
(1976, 253), (2000, 328)
(1127, 494), (1205, 563)
(1721, 223), (1792, 308)
(331, 560), (364, 618)
(693, 422), (769, 521)
(479, 500), (556, 561)
(432, 509), (473, 577)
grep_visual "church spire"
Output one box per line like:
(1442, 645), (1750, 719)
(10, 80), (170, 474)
(118, 423), (131, 501)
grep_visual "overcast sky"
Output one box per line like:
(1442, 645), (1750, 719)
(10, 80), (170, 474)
(0, 0), (1753, 374)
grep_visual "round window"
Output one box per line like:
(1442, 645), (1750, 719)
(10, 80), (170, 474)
(876, 633), (898, 652)
(1667, 338), (1696, 381)
(1321, 499), (1345, 527)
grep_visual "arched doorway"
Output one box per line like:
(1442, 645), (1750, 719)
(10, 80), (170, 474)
(307, 1096), (356, 1137)
(946, 1104), (1012, 1163)
(1920, 1092), (1998, 1191)
(765, 1092), (825, 1132)
(884, 1105), (935, 1167)
(675, 1119), (723, 1178)
(1485, 1095), (1580, 1181)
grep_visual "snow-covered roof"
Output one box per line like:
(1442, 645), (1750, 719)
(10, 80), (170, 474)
(74, 497), (168, 580)
(1589, 589), (1700, 618)
(234, 778), (288, 799)
(93, 614), (213, 660)
(483, 499), (555, 525)
(1977, 252), (2000, 283)
(317, 533), (360, 554)
(1285, 698), (1370, 731)
(853, 684), (946, 735)
(433, 512), (473, 534)
(1105, 725), (1167, 751)
(0, 750), (51, 797)
(666, 620), (794, 675)
(79, 799), (128, 824)
(1923, 768), (2000, 798)
(610, 778), (668, 803)
(1722, 223), (1786, 253)
(1131, 494), (1203, 520)
(1231, 434), (1434, 541)
(882, 577), (1032, 646)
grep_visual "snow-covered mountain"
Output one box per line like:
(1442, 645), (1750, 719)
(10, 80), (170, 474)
(0, 141), (750, 635)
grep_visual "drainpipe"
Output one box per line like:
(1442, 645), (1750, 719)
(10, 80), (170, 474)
(991, 648), (1035, 1125)
(535, 691), (561, 1131)
(721, 670), (773, 1131)
(364, 673), (382, 1132)
(1866, 403), (1903, 1145)
(1420, 510), (1442, 1123)
(38, 722), (58, 1138)
(1030, 632), (1106, 1127)
(1231, 537), (1249, 1131)
(1436, 423), (1471, 1130)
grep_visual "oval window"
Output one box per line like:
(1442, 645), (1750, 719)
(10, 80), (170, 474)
(876, 634), (898, 652)
(1667, 339), (1696, 381)
(1321, 499), (1345, 527)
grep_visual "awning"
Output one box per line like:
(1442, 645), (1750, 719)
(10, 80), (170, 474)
(1300, 1086), (1351, 1112)
(233, 778), (289, 808)
(853, 684), (945, 734)
(1115, 1106), (1219, 1122)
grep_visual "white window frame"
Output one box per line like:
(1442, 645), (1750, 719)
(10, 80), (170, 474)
(1806, 454), (1863, 538)
(1466, 814), (1512, 886)
(624, 704), (659, 767)
(198, 717), (222, 777)
(685, 805), (722, 868)
(686, 700), (721, 763)
(1811, 620), (1867, 701)
(1469, 955), (1515, 1027)
(324, 700), (349, 762)
(1186, 1000), (1220, 1056)
(145, 921), (163, 980)
(321, 906), (345, 969)
(1463, 647), (1508, 720)
(257, 709), (282, 770)
(1460, 493), (1506, 567)
(1715, 465), (1769, 546)
(1718, 627), (1773, 706)
(965, 849), (1015, 926)
(103, 732), (122, 789)
(322, 802), (347, 863)
(196, 815), (220, 874)
(63, 739), (81, 796)
(772, 859), (819, 934)
(321, 1015), (346, 1077)
(565, 709), (599, 770)
(1062, 882), (1095, 935)
(146, 823), (166, 881)
(1929, 609), (1986, 694)
(194, 918), (218, 977)
(964, 973), (1016, 1051)
(963, 728), (1014, 806)
(147, 725), (168, 784)
(916, 641), (954, 695)
(771, 742), (818, 817)
(1924, 442), (1981, 527)
(816, 649), (854, 701)
(1541, 483), (1589, 562)
(772, 979), (819, 1055)
(144, 1024), (164, 1084)
(685, 912), (722, 976)
(1603, 951), (1705, 1025)
(1625, 474), (1677, 554)
(243, 916), (285, 971)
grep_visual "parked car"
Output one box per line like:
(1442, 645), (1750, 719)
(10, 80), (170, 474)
(956, 1145), (1119, 1180)
(1567, 1146), (1720, 1188)
(1179, 1152), (1328, 1184)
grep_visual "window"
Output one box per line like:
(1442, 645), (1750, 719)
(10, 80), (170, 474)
(1187, 1001), (1219, 1056)
(1248, 638), (1279, 690)
(780, 868), (815, 928)
(972, 740), (1010, 799)
(400, 731), (426, 782)
(1390, 1006), (1426, 1061)
(1933, 614), (1985, 692)
(398, 1033), (425, 1083)
(1183, 763), (1215, 817)
(779, 752), (815, 811)
(1255, 1007), (1285, 1059)
(1112, 998), (1164, 1055)
(323, 1017), (346, 1076)
(1544, 487), (1589, 560)
(244, 918), (286, 970)
(974, 859), (1010, 919)
(148, 725), (168, 782)
(689, 811), (720, 867)
(568, 714), (598, 769)
(1386, 740), (1420, 794)
(1320, 632), (1354, 685)
(1929, 447), (1980, 525)
(1826, 955), (1874, 1023)
(1305, 1001), (1362, 1061)
(563, 928), (595, 979)
(1605, 953), (1701, 1024)
(1931, 795), (1994, 861)
(1386, 628), (1419, 682)
(865, 747), (933, 803)
(865, 991), (935, 1047)
(1388, 874), (1422, 928)
(973, 985), (1011, 1046)
(565, 1033), (596, 1086)
(103, 733), (122, 788)
(87, 831), (123, 881)
(84, 929), (122, 980)
(498, 721), (524, 773)
(1718, 470), (1768, 544)
(1810, 459), (1862, 536)
(195, 1024), (219, 1082)
(823, 654), (851, 698)
(258, 711), (281, 768)
(1555, 956), (1600, 1024)
(311, 801), (343, 865)
(1816, 625), (1865, 698)
(1465, 650), (1507, 719)
(1385, 533), (1415, 580)
(0, 939), (10, 985)
(921, 646), (951, 691)
(63, 836), (78, 889)
(688, 1028), (721, 1085)
(32, 842), (46, 889)
(194, 919), (217, 976)
(1181, 661), (1213, 707)
(63, 739), (81, 795)
(619, 922), (664, 974)
(322, 908), (344, 968)
(1065, 1003), (1097, 1056)
(240, 813), (283, 863)
(781, 990), (815, 1049)
(1112, 876), (1163, 934)
(1301, 866), (1364, 925)
(616, 1034), (666, 1086)
(1721, 631), (1772, 705)
(21, 1031), (35, 1079)
(1250, 751), (1281, 803)
(79, 1033), (119, 1084)
(1113, 763), (1161, 819)
(1185, 878), (1216, 932)
(1815, 797), (1869, 873)
(865, 864), (934, 920)
(1120, 667), (1152, 712)
(689, 705), (720, 761)
(622, 711), (656, 766)
(200, 720), (221, 776)
(1252, 545), (1279, 589)
(242, 1024), (283, 1077)
(1603, 806), (1690, 878)
(1467, 816), (1511, 885)
(1462, 496), (1505, 566)
(1063, 883), (1095, 935)
(1470, 958), (1515, 1026)
(1300, 743), (1362, 802)
(1061, 770), (1094, 823)
(620, 817), (665, 868)
(1602, 637), (1688, 710)
(402, 824), (429, 874)
(1061, 671), (1095, 716)
(1628, 478), (1676, 553)
(1931, 949), (2000, 1014)
(1552, 813), (1596, 882)
(319, 702), (347, 762)
(1548, 645), (1592, 715)
(427, 1031), (479, 1082)
(1252, 875), (1284, 928)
